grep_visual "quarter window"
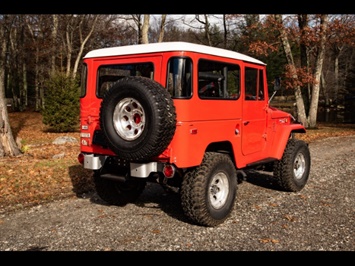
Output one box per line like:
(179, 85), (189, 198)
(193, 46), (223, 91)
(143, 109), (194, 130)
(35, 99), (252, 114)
(167, 57), (192, 98)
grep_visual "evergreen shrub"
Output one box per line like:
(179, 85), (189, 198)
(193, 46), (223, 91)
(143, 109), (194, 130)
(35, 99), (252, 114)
(42, 72), (80, 132)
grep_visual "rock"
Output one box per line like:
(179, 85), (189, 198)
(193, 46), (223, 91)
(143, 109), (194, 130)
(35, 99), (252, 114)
(52, 136), (78, 145)
(52, 152), (65, 159)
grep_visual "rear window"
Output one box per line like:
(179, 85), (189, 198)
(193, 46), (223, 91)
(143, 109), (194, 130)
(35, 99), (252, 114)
(80, 63), (87, 98)
(97, 63), (154, 98)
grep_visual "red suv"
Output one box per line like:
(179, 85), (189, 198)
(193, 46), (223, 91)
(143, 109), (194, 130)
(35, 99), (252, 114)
(78, 42), (311, 227)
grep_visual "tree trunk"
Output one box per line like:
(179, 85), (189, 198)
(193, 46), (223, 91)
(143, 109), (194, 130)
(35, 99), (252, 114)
(222, 14), (227, 49)
(308, 15), (329, 128)
(157, 14), (166, 43)
(51, 15), (58, 75)
(298, 14), (310, 114)
(275, 14), (308, 128)
(333, 46), (342, 102)
(132, 15), (142, 44)
(65, 17), (73, 77)
(141, 15), (150, 44)
(21, 61), (28, 110)
(25, 17), (42, 112)
(35, 48), (40, 111)
(0, 17), (22, 157)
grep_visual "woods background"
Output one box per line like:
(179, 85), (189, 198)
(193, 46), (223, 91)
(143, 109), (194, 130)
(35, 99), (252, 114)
(1, 14), (355, 156)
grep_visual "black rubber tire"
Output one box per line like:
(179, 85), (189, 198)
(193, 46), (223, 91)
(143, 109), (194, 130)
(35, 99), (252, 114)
(93, 158), (146, 206)
(273, 138), (311, 192)
(180, 152), (237, 227)
(100, 76), (176, 161)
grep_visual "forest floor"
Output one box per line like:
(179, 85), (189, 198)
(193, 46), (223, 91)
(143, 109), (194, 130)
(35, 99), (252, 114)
(1, 111), (355, 214)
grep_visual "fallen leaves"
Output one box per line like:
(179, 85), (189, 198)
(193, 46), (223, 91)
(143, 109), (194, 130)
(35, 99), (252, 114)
(0, 111), (94, 213)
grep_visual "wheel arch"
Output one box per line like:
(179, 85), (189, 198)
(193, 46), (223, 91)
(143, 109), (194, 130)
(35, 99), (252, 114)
(270, 125), (306, 160)
(205, 141), (236, 165)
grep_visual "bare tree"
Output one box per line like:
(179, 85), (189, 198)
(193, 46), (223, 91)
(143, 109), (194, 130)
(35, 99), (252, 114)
(326, 15), (355, 102)
(273, 14), (329, 128)
(195, 14), (212, 46)
(297, 14), (311, 109)
(141, 15), (150, 44)
(0, 15), (22, 157)
(131, 15), (143, 44)
(72, 15), (99, 79)
(25, 15), (46, 111)
(308, 14), (329, 128)
(274, 14), (308, 127)
(59, 14), (99, 78)
(51, 14), (58, 75)
(157, 14), (167, 42)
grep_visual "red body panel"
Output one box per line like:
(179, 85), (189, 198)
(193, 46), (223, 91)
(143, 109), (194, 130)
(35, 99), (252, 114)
(79, 43), (305, 169)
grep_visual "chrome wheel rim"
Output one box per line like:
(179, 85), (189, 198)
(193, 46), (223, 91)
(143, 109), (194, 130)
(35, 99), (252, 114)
(113, 97), (145, 141)
(294, 152), (306, 180)
(209, 172), (229, 209)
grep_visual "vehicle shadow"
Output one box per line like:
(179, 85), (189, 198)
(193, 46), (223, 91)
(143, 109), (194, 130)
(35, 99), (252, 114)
(68, 164), (190, 223)
(68, 165), (285, 225)
(243, 169), (285, 191)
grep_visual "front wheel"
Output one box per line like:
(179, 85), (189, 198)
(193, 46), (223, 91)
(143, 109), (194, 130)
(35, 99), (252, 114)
(273, 139), (311, 192)
(180, 152), (237, 227)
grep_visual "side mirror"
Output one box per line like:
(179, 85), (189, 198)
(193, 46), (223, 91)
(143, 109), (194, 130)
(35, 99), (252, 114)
(274, 77), (281, 91)
(269, 77), (281, 104)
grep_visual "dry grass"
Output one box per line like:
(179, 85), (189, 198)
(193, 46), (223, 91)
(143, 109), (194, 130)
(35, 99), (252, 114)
(1, 111), (355, 213)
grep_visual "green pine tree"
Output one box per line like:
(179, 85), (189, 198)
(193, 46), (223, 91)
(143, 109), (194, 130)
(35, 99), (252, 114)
(42, 72), (80, 132)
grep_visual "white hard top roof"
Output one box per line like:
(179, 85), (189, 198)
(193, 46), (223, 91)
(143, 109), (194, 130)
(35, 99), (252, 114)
(84, 41), (265, 65)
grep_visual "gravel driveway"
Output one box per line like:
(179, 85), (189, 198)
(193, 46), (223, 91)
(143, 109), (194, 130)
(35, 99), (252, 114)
(0, 136), (354, 251)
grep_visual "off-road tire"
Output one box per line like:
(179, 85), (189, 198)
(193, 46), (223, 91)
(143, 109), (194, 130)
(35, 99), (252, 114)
(180, 152), (237, 227)
(93, 158), (146, 206)
(273, 138), (311, 192)
(100, 76), (176, 161)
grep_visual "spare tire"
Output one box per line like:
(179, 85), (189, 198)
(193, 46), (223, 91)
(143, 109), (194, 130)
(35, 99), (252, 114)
(100, 76), (176, 161)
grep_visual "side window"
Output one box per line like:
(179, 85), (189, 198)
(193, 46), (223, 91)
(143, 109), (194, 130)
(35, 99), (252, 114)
(97, 63), (154, 98)
(245, 67), (258, 100)
(245, 67), (265, 101)
(198, 59), (240, 99)
(167, 57), (192, 98)
(258, 69), (265, 100)
(80, 63), (87, 98)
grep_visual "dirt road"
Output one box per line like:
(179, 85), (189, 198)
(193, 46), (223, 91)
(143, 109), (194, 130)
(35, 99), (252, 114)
(0, 136), (354, 251)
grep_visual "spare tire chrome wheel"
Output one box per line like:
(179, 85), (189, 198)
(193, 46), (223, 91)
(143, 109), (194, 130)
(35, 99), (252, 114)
(100, 76), (176, 161)
(113, 97), (145, 141)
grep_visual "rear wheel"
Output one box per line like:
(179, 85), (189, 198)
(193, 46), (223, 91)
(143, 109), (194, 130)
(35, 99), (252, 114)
(273, 139), (311, 192)
(180, 152), (237, 227)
